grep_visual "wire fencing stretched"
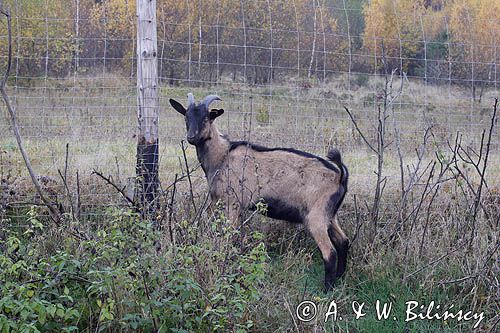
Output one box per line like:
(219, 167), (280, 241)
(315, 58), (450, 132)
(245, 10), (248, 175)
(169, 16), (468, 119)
(0, 0), (498, 219)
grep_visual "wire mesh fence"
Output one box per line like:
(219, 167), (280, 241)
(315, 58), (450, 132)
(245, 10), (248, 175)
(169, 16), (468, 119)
(1, 3), (499, 331)
(0, 0), (499, 219)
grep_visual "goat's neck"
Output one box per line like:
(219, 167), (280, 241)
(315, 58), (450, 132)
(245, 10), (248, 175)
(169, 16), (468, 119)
(196, 125), (229, 178)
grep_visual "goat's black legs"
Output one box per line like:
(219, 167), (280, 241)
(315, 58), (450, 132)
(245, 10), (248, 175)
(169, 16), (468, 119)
(328, 218), (349, 278)
(335, 240), (349, 278)
(323, 250), (338, 291)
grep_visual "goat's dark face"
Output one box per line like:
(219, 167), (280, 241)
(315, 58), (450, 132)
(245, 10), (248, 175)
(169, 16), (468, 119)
(169, 94), (224, 146)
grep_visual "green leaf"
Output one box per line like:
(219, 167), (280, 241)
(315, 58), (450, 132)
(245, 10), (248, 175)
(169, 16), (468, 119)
(38, 307), (46, 325)
(47, 305), (57, 317)
(56, 308), (65, 318)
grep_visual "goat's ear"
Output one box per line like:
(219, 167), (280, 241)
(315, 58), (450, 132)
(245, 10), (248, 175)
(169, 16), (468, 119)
(169, 99), (186, 115)
(209, 108), (224, 120)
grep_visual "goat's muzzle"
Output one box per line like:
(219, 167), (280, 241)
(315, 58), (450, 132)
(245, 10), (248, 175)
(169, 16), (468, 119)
(187, 135), (202, 145)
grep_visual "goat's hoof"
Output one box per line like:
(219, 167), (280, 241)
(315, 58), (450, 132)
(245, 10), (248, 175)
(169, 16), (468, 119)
(324, 281), (335, 293)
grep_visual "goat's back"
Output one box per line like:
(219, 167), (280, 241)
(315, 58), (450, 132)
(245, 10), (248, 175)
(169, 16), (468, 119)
(210, 142), (344, 219)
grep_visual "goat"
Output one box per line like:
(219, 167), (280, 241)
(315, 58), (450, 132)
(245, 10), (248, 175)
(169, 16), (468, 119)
(169, 93), (349, 291)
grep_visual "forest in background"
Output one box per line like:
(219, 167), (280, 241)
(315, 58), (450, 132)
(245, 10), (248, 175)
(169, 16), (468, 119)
(0, 0), (498, 88)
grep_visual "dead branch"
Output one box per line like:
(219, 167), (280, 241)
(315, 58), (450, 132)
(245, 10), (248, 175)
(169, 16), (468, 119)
(469, 98), (497, 245)
(444, 99), (497, 247)
(167, 174), (178, 244)
(76, 170), (81, 220)
(57, 143), (76, 221)
(404, 161), (436, 259)
(58, 169), (75, 219)
(0, 6), (62, 225)
(404, 246), (461, 281)
(418, 183), (440, 256)
(343, 106), (377, 154)
(192, 169), (221, 227)
(342, 103), (387, 239)
(91, 169), (140, 213)
(348, 194), (365, 248)
(181, 140), (197, 213)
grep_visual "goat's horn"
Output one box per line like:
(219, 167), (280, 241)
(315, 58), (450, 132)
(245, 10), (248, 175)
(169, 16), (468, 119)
(202, 94), (221, 108)
(187, 93), (195, 106)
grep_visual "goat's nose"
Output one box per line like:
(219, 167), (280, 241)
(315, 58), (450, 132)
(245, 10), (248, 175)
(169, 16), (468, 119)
(187, 135), (197, 144)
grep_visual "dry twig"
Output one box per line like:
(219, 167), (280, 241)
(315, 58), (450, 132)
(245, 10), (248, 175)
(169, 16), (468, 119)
(0, 6), (62, 225)
(91, 169), (140, 213)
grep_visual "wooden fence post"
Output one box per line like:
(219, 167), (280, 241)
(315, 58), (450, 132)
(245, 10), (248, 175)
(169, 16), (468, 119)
(135, 0), (159, 218)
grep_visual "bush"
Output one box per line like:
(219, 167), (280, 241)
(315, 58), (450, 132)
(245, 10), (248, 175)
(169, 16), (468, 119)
(0, 206), (268, 332)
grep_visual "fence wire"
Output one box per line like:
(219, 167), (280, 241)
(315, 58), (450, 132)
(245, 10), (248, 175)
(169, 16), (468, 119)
(0, 0), (498, 218)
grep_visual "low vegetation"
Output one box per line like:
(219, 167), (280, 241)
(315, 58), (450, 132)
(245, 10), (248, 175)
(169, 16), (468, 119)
(1, 205), (268, 332)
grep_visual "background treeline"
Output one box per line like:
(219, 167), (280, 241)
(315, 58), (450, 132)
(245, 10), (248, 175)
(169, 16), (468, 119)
(1, 0), (498, 86)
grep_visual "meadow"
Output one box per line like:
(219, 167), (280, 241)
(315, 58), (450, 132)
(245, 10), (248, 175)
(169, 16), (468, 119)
(0, 72), (499, 332)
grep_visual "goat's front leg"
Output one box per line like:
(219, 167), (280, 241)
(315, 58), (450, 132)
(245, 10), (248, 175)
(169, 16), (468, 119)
(209, 192), (241, 228)
(227, 201), (242, 228)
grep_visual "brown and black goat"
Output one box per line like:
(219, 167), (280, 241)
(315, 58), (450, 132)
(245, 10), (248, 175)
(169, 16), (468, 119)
(169, 93), (349, 291)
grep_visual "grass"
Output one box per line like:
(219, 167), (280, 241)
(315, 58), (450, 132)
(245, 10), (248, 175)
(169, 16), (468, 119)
(2, 72), (498, 181)
(254, 241), (491, 332)
(1, 72), (499, 332)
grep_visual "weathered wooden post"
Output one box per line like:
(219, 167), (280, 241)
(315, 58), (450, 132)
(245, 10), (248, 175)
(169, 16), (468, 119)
(135, 0), (159, 218)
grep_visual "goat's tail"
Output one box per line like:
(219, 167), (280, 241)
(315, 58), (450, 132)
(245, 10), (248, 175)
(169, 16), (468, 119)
(326, 149), (349, 209)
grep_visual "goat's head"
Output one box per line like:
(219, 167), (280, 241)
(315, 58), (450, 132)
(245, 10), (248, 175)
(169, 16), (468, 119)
(169, 93), (224, 145)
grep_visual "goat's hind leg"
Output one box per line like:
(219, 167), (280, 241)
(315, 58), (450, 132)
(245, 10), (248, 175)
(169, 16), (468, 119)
(306, 213), (338, 292)
(329, 217), (349, 278)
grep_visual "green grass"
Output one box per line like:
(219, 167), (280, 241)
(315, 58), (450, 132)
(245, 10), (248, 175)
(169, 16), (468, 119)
(259, 247), (488, 332)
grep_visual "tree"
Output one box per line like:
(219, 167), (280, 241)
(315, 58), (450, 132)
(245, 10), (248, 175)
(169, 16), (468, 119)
(362, 0), (428, 74)
(447, 0), (500, 97)
(0, 0), (74, 78)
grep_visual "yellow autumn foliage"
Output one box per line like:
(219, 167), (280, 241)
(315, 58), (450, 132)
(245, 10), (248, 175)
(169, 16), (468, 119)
(447, 0), (500, 80)
(362, 0), (499, 82)
(0, 0), (497, 84)
(0, 0), (74, 78)
(362, 0), (429, 73)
